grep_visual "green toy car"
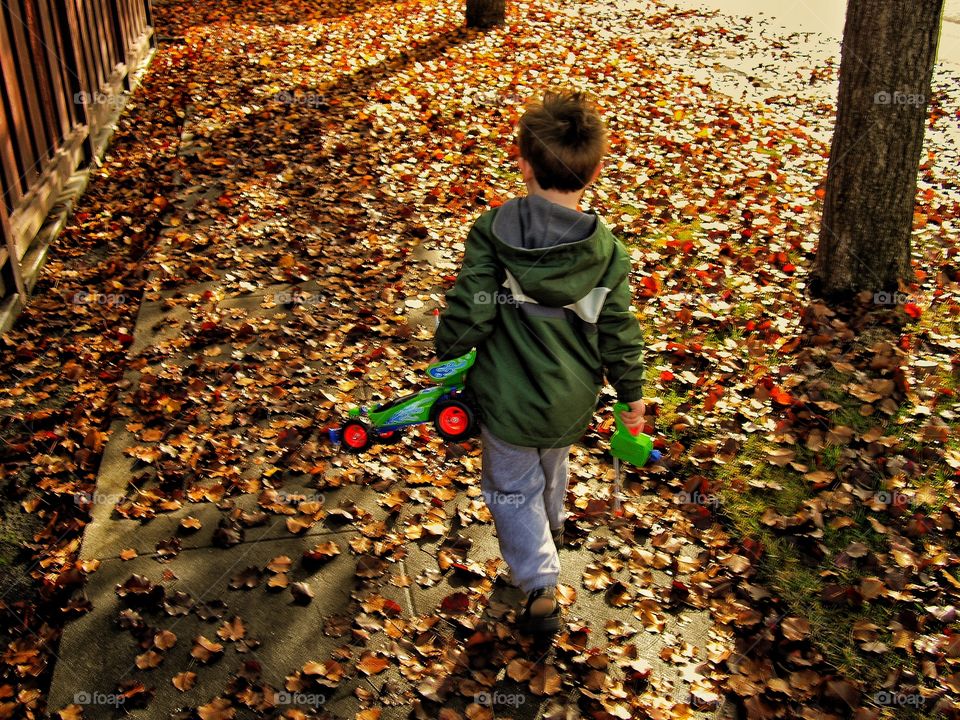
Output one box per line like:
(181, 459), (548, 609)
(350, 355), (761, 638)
(331, 349), (478, 453)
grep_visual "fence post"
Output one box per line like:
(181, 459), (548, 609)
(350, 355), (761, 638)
(0, 197), (27, 304)
(110, 1), (129, 91)
(53, 0), (95, 164)
(24, 0), (57, 153)
(144, 0), (155, 47)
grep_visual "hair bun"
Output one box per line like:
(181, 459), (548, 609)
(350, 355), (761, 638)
(517, 89), (607, 191)
(559, 108), (591, 143)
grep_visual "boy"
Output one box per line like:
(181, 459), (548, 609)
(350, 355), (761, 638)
(434, 90), (646, 633)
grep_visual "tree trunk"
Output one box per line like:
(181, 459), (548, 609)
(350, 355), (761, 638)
(810, 0), (943, 301)
(466, 0), (504, 28)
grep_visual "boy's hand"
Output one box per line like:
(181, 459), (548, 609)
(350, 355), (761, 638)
(619, 399), (646, 432)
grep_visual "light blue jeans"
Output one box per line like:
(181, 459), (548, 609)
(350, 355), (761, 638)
(480, 426), (571, 594)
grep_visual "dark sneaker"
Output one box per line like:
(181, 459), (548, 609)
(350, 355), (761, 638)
(519, 586), (561, 634)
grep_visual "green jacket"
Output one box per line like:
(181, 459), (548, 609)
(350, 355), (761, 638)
(435, 195), (645, 447)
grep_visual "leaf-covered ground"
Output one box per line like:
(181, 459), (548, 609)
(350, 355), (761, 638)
(1, 0), (959, 718)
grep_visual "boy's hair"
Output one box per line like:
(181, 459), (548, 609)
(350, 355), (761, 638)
(517, 90), (607, 192)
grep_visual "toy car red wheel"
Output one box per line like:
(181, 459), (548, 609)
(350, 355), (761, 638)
(432, 399), (476, 441)
(341, 420), (372, 453)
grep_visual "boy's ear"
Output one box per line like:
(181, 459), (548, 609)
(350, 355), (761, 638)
(518, 156), (535, 183)
(588, 161), (603, 185)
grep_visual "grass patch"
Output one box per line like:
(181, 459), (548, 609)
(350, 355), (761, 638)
(649, 386), (689, 433)
(632, 218), (701, 251)
(708, 431), (943, 704)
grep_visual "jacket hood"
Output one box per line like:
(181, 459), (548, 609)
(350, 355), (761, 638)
(487, 194), (614, 307)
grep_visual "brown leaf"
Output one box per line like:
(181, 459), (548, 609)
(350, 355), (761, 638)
(788, 670), (820, 691)
(690, 684), (721, 708)
(267, 573), (289, 590)
(266, 555), (292, 573)
(357, 651), (390, 676)
(766, 448), (795, 467)
(507, 659), (534, 681)
(845, 542), (869, 558)
(191, 635), (224, 663)
(217, 616), (246, 641)
(356, 555), (388, 578)
(780, 617), (810, 641)
(135, 650), (163, 669)
(556, 584), (577, 606)
(303, 541), (340, 564)
(722, 554), (752, 574)
(465, 705), (494, 720)
(604, 581), (632, 607)
(529, 664), (562, 696)
(290, 582), (314, 604)
(172, 671), (197, 692)
(286, 516), (313, 534)
(804, 470), (834, 488)
(197, 697), (235, 720)
(229, 566), (262, 590)
(179, 516), (202, 532)
(303, 659), (344, 686)
(582, 564), (613, 591)
(153, 629), (177, 650)
(859, 577), (887, 600)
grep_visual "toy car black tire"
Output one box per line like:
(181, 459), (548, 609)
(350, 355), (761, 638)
(376, 429), (404, 445)
(432, 399), (476, 441)
(341, 419), (372, 453)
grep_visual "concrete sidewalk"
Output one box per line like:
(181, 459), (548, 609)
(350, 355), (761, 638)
(668, 0), (960, 68)
(47, 270), (725, 718)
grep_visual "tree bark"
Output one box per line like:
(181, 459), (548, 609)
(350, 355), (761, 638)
(466, 0), (504, 28)
(810, 0), (943, 301)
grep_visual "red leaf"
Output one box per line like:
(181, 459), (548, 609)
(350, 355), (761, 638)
(770, 386), (794, 406)
(439, 592), (470, 614)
